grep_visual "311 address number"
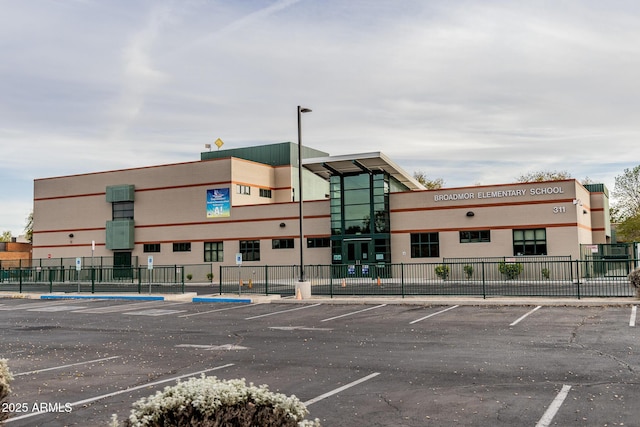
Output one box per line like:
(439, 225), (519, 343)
(553, 206), (566, 214)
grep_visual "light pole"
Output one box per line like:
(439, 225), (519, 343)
(297, 105), (312, 282)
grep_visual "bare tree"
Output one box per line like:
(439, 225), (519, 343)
(413, 171), (444, 189)
(515, 170), (572, 183)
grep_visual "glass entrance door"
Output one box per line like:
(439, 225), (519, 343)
(346, 240), (370, 265)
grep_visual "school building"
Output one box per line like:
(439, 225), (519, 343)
(32, 142), (611, 270)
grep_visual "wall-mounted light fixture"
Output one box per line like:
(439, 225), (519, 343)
(466, 211), (475, 217)
(280, 222), (286, 228)
(68, 233), (74, 238)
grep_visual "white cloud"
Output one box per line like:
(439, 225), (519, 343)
(2, 0), (640, 232)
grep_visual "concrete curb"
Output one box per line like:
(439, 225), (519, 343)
(0, 292), (636, 306)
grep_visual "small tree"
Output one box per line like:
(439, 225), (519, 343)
(0, 359), (12, 424)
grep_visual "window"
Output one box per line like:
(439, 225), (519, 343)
(460, 230), (491, 243)
(173, 242), (191, 252)
(204, 241), (223, 262)
(240, 240), (260, 261)
(143, 243), (160, 253)
(259, 188), (272, 198)
(513, 229), (547, 255)
(272, 239), (294, 249)
(112, 201), (134, 220)
(307, 237), (330, 248)
(236, 184), (250, 195)
(410, 233), (439, 258)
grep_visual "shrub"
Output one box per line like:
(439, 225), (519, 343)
(123, 375), (320, 427)
(541, 268), (550, 280)
(0, 359), (12, 424)
(186, 273), (193, 281)
(463, 265), (474, 280)
(498, 262), (523, 280)
(206, 273), (214, 282)
(434, 264), (450, 280)
(629, 268), (640, 298)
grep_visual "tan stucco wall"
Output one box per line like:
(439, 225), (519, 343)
(33, 158), (607, 266)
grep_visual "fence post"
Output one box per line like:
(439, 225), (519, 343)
(575, 260), (581, 299)
(401, 263), (405, 297)
(19, 267), (23, 293)
(219, 265), (222, 295)
(265, 265), (269, 296)
(137, 267), (142, 293)
(481, 261), (486, 299)
(91, 267), (95, 294)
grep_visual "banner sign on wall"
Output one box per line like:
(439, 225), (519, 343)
(206, 188), (230, 218)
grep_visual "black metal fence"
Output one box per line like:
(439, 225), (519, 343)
(218, 259), (639, 299)
(0, 266), (184, 294)
(2, 259), (637, 298)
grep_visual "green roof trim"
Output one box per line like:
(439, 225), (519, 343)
(201, 142), (329, 166)
(584, 183), (608, 197)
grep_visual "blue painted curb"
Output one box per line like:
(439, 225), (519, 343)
(192, 297), (252, 304)
(40, 295), (165, 301)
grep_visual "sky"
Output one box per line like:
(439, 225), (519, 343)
(2, 0), (640, 237)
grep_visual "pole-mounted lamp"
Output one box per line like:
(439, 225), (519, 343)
(297, 105), (312, 282)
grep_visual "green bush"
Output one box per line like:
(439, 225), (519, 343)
(541, 268), (550, 280)
(629, 268), (640, 298)
(629, 268), (640, 288)
(122, 375), (320, 427)
(434, 264), (450, 280)
(0, 359), (12, 424)
(498, 262), (523, 280)
(463, 265), (474, 280)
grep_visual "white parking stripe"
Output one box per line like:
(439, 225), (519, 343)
(73, 301), (187, 314)
(14, 356), (121, 376)
(630, 305), (637, 327)
(321, 304), (387, 322)
(179, 304), (255, 318)
(245, 303), (322, 320)
(5, 363), (235, 423)
(304, 372), (380, 406)
(535, 384), (571, 427)
(409, 305), (459, 324)
(510, 305), (542, 326)
(0, 300), (89, 311)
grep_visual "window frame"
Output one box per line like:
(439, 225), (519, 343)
(143, 243), (161, 253)
(239, 240), (260, 261)
(459, 230), (491, 243)
(272, 239), (295, 249)
(513, 228), (547, 256)
(236, 184), (251, 195)
(410, 232), (440, 258)
(172, 242), (191, 252)
(112, 201), (134, 220)
(204, 241), (224, 262)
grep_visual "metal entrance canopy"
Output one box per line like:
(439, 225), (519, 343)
(302, 152), (425, 190)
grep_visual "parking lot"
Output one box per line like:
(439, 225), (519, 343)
(1, 297), (639, 426)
